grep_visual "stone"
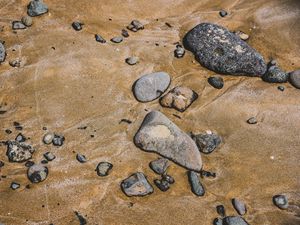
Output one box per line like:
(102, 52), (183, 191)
(52, 134), (65, 146)
(0, 161), (4, 168)
(277, 86), (285, 91)
(154, 178), (170, 192)
(6, 141), (35, 162)
(27, 164), (48, 183)
(44, 152), (55, 161)
(213, 218), (223, 225)
(5, 129), (12, 134)
(127, 20), (144, 32)
(96, 162), (113, 176)
(216, 205), (226, 217)
(273, 194), (288, 209)
(111, 36), (123, 43)
(232, 198), (247, 215)
(76, 153), (87, 163)
(121, 172), (153, 197)
(134, 111), (202, 171)
(219, 10), (228, 17)
(289, 70), (300, 89)
(43, 132), (54, 144)
(191, 131), (222, 154)
(74, 211), (87, 225)
(15, 133), (26, 142)
(21, 16), (33, 27)
(125, 56), (139, 65)
(162, 173), (175, 184)
(223, 216), (249, 225)
(174, 44), (185, 58)
(27, 0), (48, 17)
(183, 23), (267, 76)
(247, 117), (257, 124)
(9, 59), (21, 67)
(234, 31), (249, 41)
(188, 171), (205, 196)
(0, 42), (5, 63)
(13, 121), (23, 130)
(149, 158), (169, 175)
(95, 34), (106, 43)
(133, 72), (171, 102)
(200, 170), (216, 178)
(25, 160), (35, 167)
(160, 86), (198, 112)
(12, 21), (26, 30)
(121, 29), (129, 37)
(72, 22), (83, 31)
(10, 182), (20, 190)
(262, 62), (288, 83)
(208, 76), (224, 89)
(41, 159), (48, 164)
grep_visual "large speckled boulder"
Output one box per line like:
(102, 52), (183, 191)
(183, 23), (267, 76)
(6, 141), (35, 163)
(134, 111), (202, 171)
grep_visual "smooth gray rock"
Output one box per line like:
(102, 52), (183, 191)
(188, 171), (205, 196)
(43, 132), (54, 144)
(183, 23), (267, 76)
(247, 117), (257, 124)
(223, 216), (249, 225)
(232, 198), (247, 215)
(15, 133), (26, 142)
(27, 0), (48, 17)
(0, 42), (5, 63)
(208, 76), (224, 89)
(133, 72), (170, 102)
(96, 162), (113, 176)
(6, 141), (35, 162)
(134, 111), (202, 171)
(27, 164), (48, 183)
(21, 16), (33, 27)
(262, 63), (288, 83)
(44, 152), (55, 161)
(95, 34), (106, 43)
(149, 158), (169, 175)
(111, 36), (123, 43)
(273, 194), (289, 209)
(289, 70), (300, 89)
(12, 21), (26, 30)
(192, 131), (222, 154)
(125, 56), (139, 65)
(76, 153), (87, 163)
(121, 172), (153, 196)
(127, 20), (144, 32)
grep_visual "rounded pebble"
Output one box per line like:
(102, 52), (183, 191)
(27, 164), (48, 183)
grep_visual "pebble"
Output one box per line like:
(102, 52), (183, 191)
(9, 59), (21, 67)
(25, 160), (35, 167)
(95, 162), (113, 176)
(174, 44), (185, 58)
(162, 173), (175, 184)
(188, 171), (205, 196)
(15, 133), (26, 142)
(273, 194), (289, 209)
(219, 10), (228, 17)
(6, 141), (35, 162)
(133, 72), (170, 102)
(27, 0), (49, 17)
(160, 86), (198, 112)
(232, 198), (247, 215)
(0, 161), (4, 168)
(27, 164), (48, 183)
(121, 172), (153, 197)
(76, 153), (87, 163)
(95, 34), (106, 43)
(5, 129), (12, 134)
(72, 22), (83, 31)
(111, 36), (123, 43)
(0, 42), (5, 63)
(125, 56), (139, 65)
(121, 29), (129, 38)
(134, 111), (202, 171)
(154, 178), (170, 192)
(208, 76), (224, 89)
(183, 23), (267, 76)
(289, 69), (300, 89)
(21, 16), (33, 27)
(52, 134), (65, 146)
(43, 132), (54, 144)
(223, 216), (249, 225)
(277, 86), (285, 91)
(200, 170), (216, 178)
(216, 205), (226, 217)
(12, 21), (26, 30)
(74, 211), (87, 225)
(10, 182), (20, 190)
(247, 117), (257, 124)
(127, 20), (144, 32)
(191, 131), (222, 154)
(43, 152), (56, 161)
(149, 158), (169, 175)
(262, 62), (289, 83)
(213, 218), (223, 225)
(234, 31), (249, 41)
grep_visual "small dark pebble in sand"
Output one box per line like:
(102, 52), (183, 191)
(78, 126), (87, 130)
(174, 44), (185, 58)
(10, 182), (20, 190)
(121, 29), (129, 38)
(188, 171), (205, 196)
(25, 161), (35, 167)
(232, 198), (247, 215)
(72, 22), (83, 31)
(119, 119), (132, 124)
(165, 22), (172, 28)
(208, 76), (224, 89)
(216, 205), (226, 217)
(95, 34), (106, 43)
(278, 86), (285, 91)
(213, 218), (223, 225)
(76, 153), (87, 163)
(200, 170), (216, 178)
(111, 36), (123, 43)
(42, 127), (47, 130)
(5, 129), (12, 134)
(74, 211), (87, 225)
(247, 117), (257, 124)
(162, 173), (175, 184)
(0, 110), (7, 114)
(273, 194), (288, 209)
(9, 59), (21, 67)
(41, 160), (48, 164)
(96, 162), (113, 176)
(15, 133), (26, 142)
(52, 134), (65, 146)
(154, 178), (170, 192)
(0, 161), (4, 168)
(125, 56), (139, 65)
(13, 121), (23, 130)
(127, 20), (144, 32)
(219, 10), (228, 17)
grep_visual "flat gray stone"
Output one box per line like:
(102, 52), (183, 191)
(27, 164), (48, 183)
(183, 23), (267, 76)
(111, 36), (123, 43)
(289, 70), (300, 89)
(149, 158), (169, 175)
(223, 216), (249, 225)
(12, 21), (26, 30)
(0, 42), (6, 63)
(133, 72), (170, 102)
(6, 141), (35, 162)
(125, 56), (139, 65)
(134, 111), (202, 171)
(232, 198), (247, 215)
(188, 171), (205, 196)
(121, 172), (153, 197)
(27, 0), (48, 17)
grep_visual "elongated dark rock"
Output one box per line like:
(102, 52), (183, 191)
(187, 171), (205, 196)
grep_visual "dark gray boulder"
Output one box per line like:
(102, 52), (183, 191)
(183, 23), (267, 76)
(0, 42), (6, 63)
(223, 216), (249, 225)
(27, 0), (48, 17)
(134, 111), (202, 171)
(121, 172), (153, 196)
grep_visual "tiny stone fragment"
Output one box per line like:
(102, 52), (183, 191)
(154, 178), (170, 192)
(52, 134), (65, 146)
(10, 182), (20, 190)
(121, 29), (129, 38)
(72, 22), (83, 31)
(15, 133), (26, 142)
(125, 56), (139, 65)
(174, 44), (185, 58)
(12, 21), (26, 30)
(216, 205), (226, 217)
(192, 131), (222, 154)
(232, 198), (247, 215)
(9, 59), (21, 67)
(234, 31), (249, 41)
(43, 132), (54, 144)
(96, 162), (113, 176)
(6, 141), (35, 162)
(121, 172), (153, 197)
(76, 153), (87, 163)
(27, 0), (48, 17)
(74, 211), (87, 225)
(95, 34), (106, 43)
(247, 117), (257, 124)
(219, 10), (228, 17)
(127, 20), (144, 32)
(44, 152), (55, 161)
(208, 76), (224, 89)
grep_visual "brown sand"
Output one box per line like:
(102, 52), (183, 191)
(0, 0), (299, 224)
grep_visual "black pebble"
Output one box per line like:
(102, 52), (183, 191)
(41, 160), (48, 164)
(76, 153), (87, 163)
(219, 10), (228, 17)
(25, 161), (35, 167)
(5, 129), (12, 134)
(72, 22), (83, 31)
(200, 170), (216, 178)
(121, 29), (129, 38)
(216, 205), (226, 217)
(119, 119), (132, 124)
(74, 211), (87, 225)
(278, 86), (285, 91)
(52, 134), (65, 146)
(95, 34), (106, 43)
(208, 76), (224, 89)
(154, 178), (170, 192)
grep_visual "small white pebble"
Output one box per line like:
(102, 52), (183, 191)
(270, 156), (275, 160)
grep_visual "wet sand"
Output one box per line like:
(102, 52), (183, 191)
(0, 0), (300, 224)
